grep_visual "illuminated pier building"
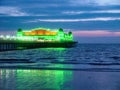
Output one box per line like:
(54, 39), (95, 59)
(17, 28), (73, 42)
(0, 28), (77, 51)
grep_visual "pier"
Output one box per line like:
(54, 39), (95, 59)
(0, 39), (77, 51)
(0, 28), (77, 51)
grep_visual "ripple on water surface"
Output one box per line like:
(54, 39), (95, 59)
(0, 44), (120, 71)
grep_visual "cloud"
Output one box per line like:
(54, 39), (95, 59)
(63, 10), (120, 15)
(94, 0), (120, 6)
(69, 0), (120, 6)
(27, 17), (120, 23)
(69, 0), (91, 6)
(0, 6), (28, 16)
(0, 6), (48, 16)
(73, 30), (120, 37)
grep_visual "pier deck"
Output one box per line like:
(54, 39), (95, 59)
(0, 40), (77, 51)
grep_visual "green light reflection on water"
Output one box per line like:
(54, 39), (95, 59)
(16, 69), (73, 90)
(0, 47), (73, 90)
(0, 69), (73, 90)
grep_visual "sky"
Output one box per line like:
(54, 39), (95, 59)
(0, 0), (120, 43)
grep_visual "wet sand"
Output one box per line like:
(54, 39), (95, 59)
(0, 69), (120, 90)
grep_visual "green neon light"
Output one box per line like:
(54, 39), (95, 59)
(17, 28), (74, 42)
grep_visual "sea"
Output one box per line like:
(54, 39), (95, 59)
(0, 44), (120, 90)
